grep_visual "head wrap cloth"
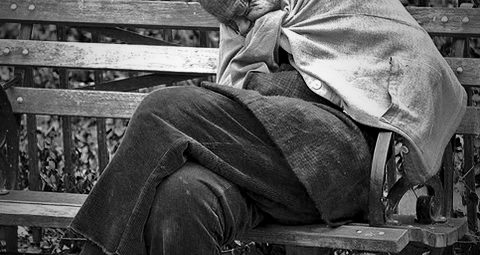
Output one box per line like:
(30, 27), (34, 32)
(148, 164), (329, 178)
(198, 0), (249, 32)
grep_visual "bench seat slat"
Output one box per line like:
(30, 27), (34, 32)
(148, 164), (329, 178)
(241, 224), (409, 253)
(0, 39), (218, 74)
(0, 192), (467, 253)
(0, 190), (87, 206)
(6, 87), (480, 135)
(0, 202), (79, 228)
(0, 0), (218, 30)
(0, 192), (409, 253)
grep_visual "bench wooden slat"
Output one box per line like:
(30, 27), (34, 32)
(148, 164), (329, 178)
(241, 224), (410, 253)
(0, 192), (409, 253)
(0, 202), (80, 228)
(407, 218), (468, 247)
(0, 191), (467, 252)
(408, 7), (480, 36)
(2, 39), (478, 87)
(0, 0), (218, 30)
(458, 107), (480, 135)
(0, 190), (87, 206)
(6, 87), (146, 118)
(0, 39), (218, 74)
(1, 2), (479, 36)
(446, 58), (480, 87)
(6, 87), (480, 135)
(0, 191), (84, 228)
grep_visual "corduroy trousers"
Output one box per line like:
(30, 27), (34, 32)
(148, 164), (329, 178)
(79, 86), (325, 255)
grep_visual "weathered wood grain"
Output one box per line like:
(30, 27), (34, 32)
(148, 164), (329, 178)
(1, 40), (476, 86)
(0, 202), (411, 252)
(0, 191), (84, 229)
(408, 7), (480, 36)
(0, 0), (218, 30)
(0, 202), (80, 228)
(241, 224), (410, 253)
(0, 189), (466, 251)
(445, 58), (480, 87)
(1, 2), (479, 36)
(382, 216), (468, 247)
(0, 190), (86, 206)
(6, 87), (146, 118)
(0, 189), (411, 253)
(406, 217), (468, 247)
(6, 87), (480, 135)
(0, 40), (218, 74)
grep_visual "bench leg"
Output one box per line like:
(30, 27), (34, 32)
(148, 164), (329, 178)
(0, 226), (18, 253)
(285, 245), (331, 255)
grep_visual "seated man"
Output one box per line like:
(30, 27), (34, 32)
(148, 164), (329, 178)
(73, 0), (466, 254)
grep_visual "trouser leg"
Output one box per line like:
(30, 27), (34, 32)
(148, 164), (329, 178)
(143, 162), (263, 255)
(75, 86), (321, 255)
(79, 162), (263, 255)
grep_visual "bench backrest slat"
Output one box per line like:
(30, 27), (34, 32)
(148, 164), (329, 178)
(2, 2), (480, 36)
(446, 58), (480, 87)
(458, 107), (480, 135)
(7, 87), (145, 119)
(0, 190), (87, 206)
(6, 87), (480, 136)
(0, 0), (218, 30)
(0, 39), (218, 74)
(408, 7), (480, 36)
(1, 39), (479, 86)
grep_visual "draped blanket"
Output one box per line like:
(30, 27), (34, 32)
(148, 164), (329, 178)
(217, 0), (467, 184)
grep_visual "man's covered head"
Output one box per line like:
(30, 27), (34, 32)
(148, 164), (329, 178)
(198, 0), (250, 30)
(199, 0), (282, 34)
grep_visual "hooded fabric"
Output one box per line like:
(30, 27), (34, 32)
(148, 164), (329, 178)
(215, 0), (467, 184)
(198, 0), (249, 32)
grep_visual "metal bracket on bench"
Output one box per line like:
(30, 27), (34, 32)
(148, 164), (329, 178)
(416, 176), (447, 224)
(1, 74), (21, 91)
(0, 82), (20, 195)
(369, 131), (448, 227)
(369, 131), (393, 226)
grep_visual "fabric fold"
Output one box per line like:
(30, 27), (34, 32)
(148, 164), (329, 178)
(216, 0), (467, 184)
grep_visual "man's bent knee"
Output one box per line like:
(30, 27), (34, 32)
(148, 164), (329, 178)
(148, 162), (236, 217)
(137, 86), (209, 114)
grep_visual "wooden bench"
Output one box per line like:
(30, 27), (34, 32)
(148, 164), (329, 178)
(1, 1), (479, 254)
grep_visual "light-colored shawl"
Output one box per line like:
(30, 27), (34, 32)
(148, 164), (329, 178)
(217, 0), (467, 184)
